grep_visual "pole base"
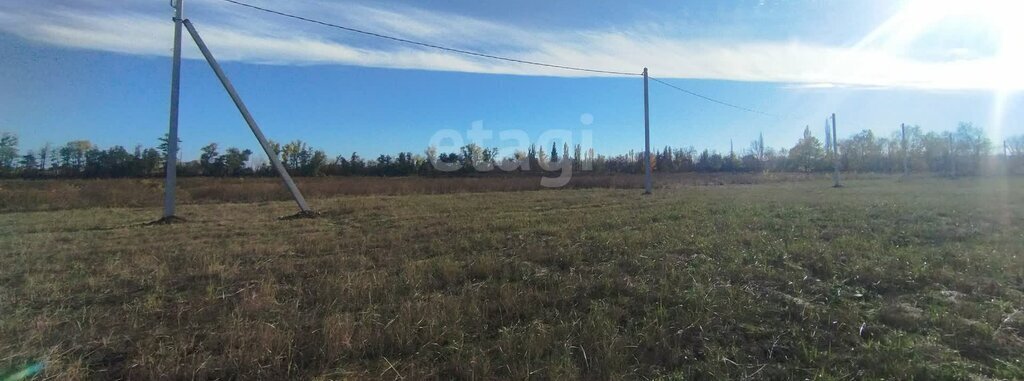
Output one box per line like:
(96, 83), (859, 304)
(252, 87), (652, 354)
(642, 191), (653, 195)
(146, 215), (187, 225)
(280, 210), (320, 220)
(832, 184), (844, 188)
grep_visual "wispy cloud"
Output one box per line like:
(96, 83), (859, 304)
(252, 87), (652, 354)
(0, 0), (1019, 90)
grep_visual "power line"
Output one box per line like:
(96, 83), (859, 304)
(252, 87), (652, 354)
(648, 76), (780, 118)
(217, 0), (640, 76)
(217, 0), (783, 117)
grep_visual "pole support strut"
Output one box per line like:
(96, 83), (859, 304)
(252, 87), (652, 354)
(183, 19), (313, 214)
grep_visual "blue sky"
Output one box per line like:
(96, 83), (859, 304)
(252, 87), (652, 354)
(1, 0), (1022, 160)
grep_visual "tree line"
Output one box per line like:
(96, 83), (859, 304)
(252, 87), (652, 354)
(2, 122), (1022, 179)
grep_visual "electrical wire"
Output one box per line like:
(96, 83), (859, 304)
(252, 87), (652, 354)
(218, 0), (784, 117)
(648, 77), (780, 118)
(218, 0), (640, 76)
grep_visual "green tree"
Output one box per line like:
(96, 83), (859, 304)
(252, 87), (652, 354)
(460, 143), (484, 171)
(19, 150), (38, 177)
(921, 131), (950, 172)
(573, 144), (582, 170)
(1008, 135), (1024, 156)
(695, 149), (724, 172)
(37, 143), (51, 171)
(139, 147), (163, 176)
(59, 140), (93, 175)
(281, 140), (310, 170)
(787, 127), (827, 172)
(219, 147), (253, 176)
(200, 143), (221, 175)
(751, 132), (766, 161)
(424, 146), (438, 170)
(0, 132), (18, 174)
(954, 122), (990, 174)
(527, 144), (538, 170)
(304, 149), (327, 176)
(840, 130), (884, 172)
(157, 133), (181, 163)
(102, 145), (135, 177)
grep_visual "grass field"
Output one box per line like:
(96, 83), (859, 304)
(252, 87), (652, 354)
(2, 176), (1023, 379)
(0, 173), (818, 213)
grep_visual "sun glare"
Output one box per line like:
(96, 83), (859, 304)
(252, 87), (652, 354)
(857, 0), (1023, 91)
(858, 0), (1022, 143)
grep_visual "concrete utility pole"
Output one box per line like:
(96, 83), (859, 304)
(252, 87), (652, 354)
(831, 113), (841, 187)
(643, 67), (652, 195)
(949, 133), (956, 178)
(162, 0), (183, 219)
(184, 20), (312, 213)
(902, 123), (909, 178)
(758, 132), (764, 161)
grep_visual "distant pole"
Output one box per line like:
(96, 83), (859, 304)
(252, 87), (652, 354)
(1004, 140), (1010, 174)
(643, 67), (652, 195)
(949, 133), (956, 178)
(162, 0), (183, 219)
(183, 20), (312, 213)
(758, 132), (764, 161)
(902, 123), (909, 178)
(831, 113), (841, 187)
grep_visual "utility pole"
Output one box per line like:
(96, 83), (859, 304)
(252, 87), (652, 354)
(758, 132), (764, 161)
(949, 133), (956, 178)
(1004, 140), (1010, 174)
(643, 67), (652, 195)
(831, 113), (841, 187)
(902, 123), (909, 178)
(162, 0), (183, 220)
(183, 20), (313, 214)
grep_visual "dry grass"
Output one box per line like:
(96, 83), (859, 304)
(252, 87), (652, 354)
(1, 176), (1022, 379)
(0, 172), (826, 213)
